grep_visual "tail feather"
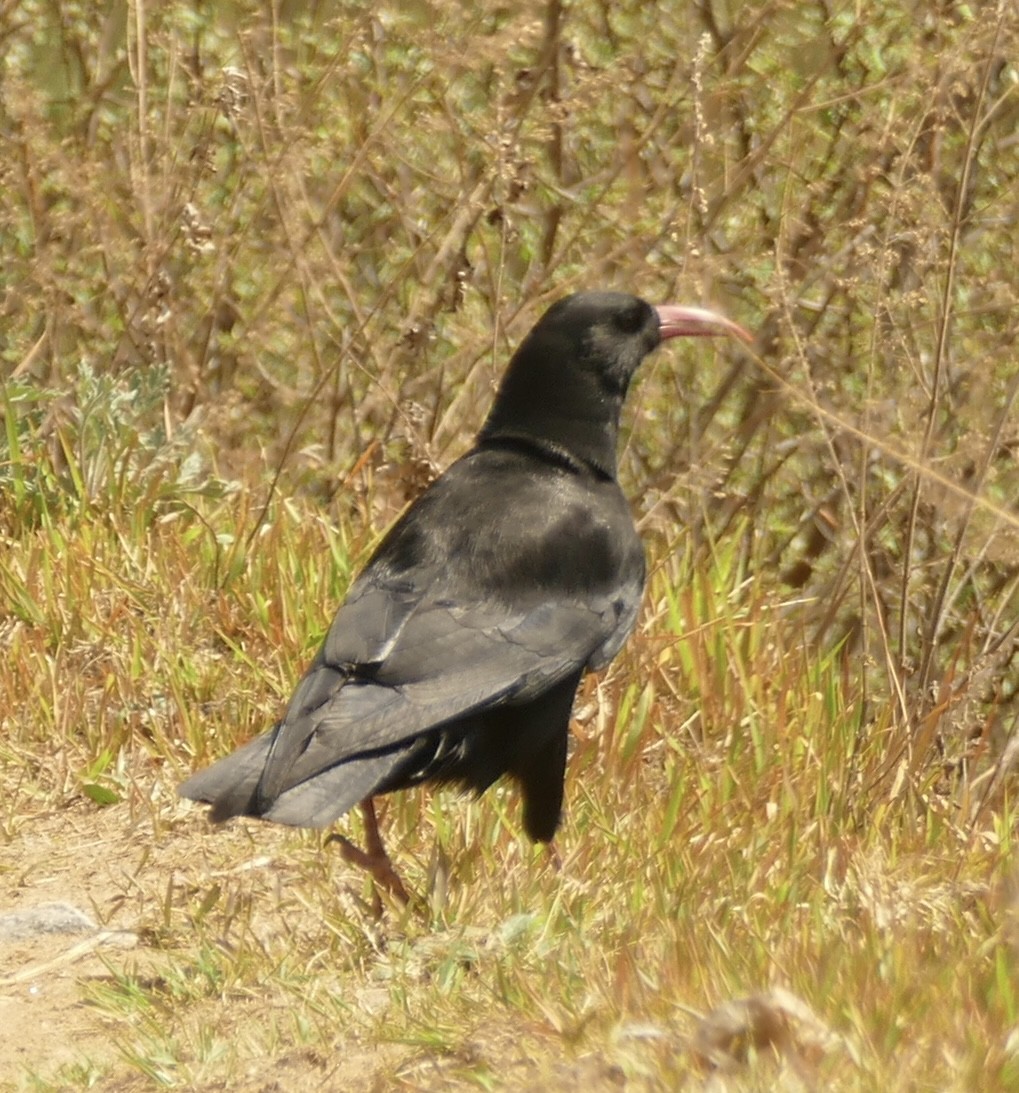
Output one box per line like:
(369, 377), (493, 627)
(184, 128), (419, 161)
(261, 750), (405, 828)
(178, 733), (273, 823)
(179, 731), (426, 830)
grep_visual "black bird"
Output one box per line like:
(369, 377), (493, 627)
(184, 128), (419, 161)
(180, 291), (751, 900)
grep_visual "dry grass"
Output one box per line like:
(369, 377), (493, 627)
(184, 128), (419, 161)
(3, 0), (1019, 1089)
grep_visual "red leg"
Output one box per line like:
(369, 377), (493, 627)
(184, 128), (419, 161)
(328, 799), (410, 907)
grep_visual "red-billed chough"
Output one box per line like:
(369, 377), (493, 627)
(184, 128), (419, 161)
(180, 291), (752, 902)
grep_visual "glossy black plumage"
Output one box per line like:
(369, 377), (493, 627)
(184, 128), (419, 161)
(180, 291), (748, 845)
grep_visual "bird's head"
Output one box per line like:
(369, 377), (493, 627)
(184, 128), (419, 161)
(480, 291), (751, 477)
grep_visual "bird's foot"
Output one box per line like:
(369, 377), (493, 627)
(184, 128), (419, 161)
(326, 799), (410, 912)
(329, 833), (410, 906)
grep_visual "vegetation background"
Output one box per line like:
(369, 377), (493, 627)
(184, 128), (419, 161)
(3, 0), (1019, 1088)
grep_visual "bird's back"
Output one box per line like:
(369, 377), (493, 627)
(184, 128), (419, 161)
(370, 439), (645, 610)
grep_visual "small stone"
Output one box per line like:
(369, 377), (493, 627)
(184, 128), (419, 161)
(0, 903), (97, 943)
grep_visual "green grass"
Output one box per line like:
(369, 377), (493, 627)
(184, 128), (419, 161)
(2, 487), (1013, 1089)
(3, 0), (1019, 1089)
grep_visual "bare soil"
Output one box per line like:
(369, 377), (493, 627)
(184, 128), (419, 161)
(1, 800), (633, 1091)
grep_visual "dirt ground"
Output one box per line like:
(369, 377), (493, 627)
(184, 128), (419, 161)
(1, 800), (635, 1092)
(4, 802), (178, 1087)
(0, 800), (361, 1090)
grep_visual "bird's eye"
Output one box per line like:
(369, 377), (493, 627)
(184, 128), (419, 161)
(616, 303), (646, 334)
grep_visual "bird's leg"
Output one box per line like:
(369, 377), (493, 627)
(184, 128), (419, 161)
(359, 798), (411, 904)
(328, 798), (410, 907)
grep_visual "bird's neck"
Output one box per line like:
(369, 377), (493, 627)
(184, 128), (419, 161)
(478, 415), (619, 480)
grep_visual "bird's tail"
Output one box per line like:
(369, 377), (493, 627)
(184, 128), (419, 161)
(178, 727), (414, 830)
(178, 731), (274, 823)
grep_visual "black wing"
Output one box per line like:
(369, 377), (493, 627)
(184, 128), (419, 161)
(180, 446), (644, 828)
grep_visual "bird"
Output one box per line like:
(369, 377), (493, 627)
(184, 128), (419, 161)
(179, 291), (751, 902)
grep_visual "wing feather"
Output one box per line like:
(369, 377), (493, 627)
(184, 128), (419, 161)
(181, 446), (646, 830)
(255, 588), (628, 806)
